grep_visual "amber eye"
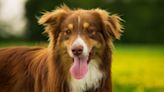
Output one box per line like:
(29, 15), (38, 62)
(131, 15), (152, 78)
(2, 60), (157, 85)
(64, 29), (72, 35)
(86, 27), (96, 36)
(66, 30), (71, 34)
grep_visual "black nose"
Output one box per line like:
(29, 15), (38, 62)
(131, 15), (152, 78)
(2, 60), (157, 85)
(72, 45), (83, 56)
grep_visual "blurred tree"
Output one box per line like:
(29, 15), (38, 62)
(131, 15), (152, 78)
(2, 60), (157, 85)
(25, 0), (62, 41)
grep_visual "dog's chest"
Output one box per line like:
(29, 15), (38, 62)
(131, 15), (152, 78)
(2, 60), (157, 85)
(69, 60), (103, 92)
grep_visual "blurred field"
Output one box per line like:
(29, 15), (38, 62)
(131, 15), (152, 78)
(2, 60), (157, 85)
(113, 44), (164, 92)
(0, 42), (164, 92)
(0, 41), (47, 47)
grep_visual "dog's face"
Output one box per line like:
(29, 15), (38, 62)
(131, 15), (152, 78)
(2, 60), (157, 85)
(60, 11), (107, 79)
(39, 6), (123, 80)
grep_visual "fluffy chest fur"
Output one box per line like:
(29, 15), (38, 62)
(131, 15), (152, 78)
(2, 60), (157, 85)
(69, 60), (103, 92)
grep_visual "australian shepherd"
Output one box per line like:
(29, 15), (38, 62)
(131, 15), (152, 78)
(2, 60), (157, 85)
(0, 5), (123, 92)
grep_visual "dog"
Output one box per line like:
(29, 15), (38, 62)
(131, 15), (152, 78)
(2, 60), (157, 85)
(0, 5), (123, 92)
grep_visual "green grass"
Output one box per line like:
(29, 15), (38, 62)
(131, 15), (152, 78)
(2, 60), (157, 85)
(112, 44), (164, 92)
(0, 42), (164, 92)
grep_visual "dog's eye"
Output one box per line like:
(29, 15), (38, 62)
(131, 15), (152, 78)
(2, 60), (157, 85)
(62, 29), (72, 40)
(86, 27), (96, 36)
(64, 29), (72, 35)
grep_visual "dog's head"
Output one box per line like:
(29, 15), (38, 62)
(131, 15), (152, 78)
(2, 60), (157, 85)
(39, 5), (123, 80)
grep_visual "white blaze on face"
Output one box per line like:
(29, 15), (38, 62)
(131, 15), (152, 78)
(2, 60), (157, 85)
(78, 16), (81, 30)
(68, 16), (90, 57)
(71, 36), (89, 57)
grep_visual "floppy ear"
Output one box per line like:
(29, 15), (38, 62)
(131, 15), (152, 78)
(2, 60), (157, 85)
(38, 12), (57, 26)
(104, 15), (123, 39)
(38, 5), (71, 46)
(38, 8), (70, 26)
(95, 9), (123, 40)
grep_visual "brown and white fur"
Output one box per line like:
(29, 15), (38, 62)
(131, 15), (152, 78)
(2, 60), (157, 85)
(0, 5), (123, 92)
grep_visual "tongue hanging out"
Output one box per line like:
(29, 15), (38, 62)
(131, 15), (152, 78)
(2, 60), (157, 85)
(70, 57), (88, 80)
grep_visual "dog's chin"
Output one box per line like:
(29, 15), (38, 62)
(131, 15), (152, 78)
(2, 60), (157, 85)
(69, 52), (92, 80)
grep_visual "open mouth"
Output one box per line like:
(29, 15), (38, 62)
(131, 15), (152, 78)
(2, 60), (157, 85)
(70, 52), (92, 80)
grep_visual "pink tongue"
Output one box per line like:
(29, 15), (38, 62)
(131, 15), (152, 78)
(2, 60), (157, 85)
(70, 57), (88, 80)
